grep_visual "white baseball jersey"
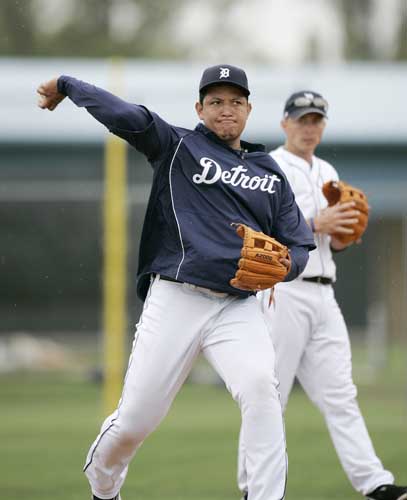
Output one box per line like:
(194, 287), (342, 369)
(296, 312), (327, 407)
(271, 146), (338, 281)
(238, 146), (394, 497)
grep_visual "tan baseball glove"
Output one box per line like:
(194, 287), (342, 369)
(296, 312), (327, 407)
(230, 223), (290, 291)
(322, 180), (369, 244)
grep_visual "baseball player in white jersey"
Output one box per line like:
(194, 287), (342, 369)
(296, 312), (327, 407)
(37, 66), (316, 500)
(238, 91), (407, 500)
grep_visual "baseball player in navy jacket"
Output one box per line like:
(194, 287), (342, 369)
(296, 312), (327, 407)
(38, 65), (315, 500)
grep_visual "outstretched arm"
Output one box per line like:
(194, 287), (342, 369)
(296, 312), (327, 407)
(37, 76), (177, 160)
(37, 76), (152, 130)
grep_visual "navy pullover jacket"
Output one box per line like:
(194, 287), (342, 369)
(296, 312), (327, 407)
(58, 76), (315, 301)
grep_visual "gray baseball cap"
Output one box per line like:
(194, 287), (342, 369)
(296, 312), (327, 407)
(199, 64), (250, 96)
(284, 90), (328, 119)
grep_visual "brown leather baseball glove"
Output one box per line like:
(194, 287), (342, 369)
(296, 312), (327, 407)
(322, 180), (369, 244)
(230, 223), (291, 291)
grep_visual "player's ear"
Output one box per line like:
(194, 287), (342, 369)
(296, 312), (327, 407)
(195, 101), (203, 119)
(280, 118), (288, 132)
(247, 101), (252, 115)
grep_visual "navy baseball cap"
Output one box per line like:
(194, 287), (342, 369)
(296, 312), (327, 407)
(284, 90), (328, 119)
(199, 64), (250, 96)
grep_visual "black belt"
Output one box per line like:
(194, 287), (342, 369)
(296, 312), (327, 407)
(302, 276), (333, 285)
(157, 275), (183, 284)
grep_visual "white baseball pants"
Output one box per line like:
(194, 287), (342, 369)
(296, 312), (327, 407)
(85, 276), (287, 500)
(238, 279), (393, 496)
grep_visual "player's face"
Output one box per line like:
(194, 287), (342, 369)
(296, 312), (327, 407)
(282, 113), (326, 158)
(195, 85), (252, 150)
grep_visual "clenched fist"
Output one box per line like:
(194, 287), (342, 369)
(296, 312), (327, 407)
(37, 78), (65, 111)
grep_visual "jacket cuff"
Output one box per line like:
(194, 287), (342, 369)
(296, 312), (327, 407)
(57, 75), (68, 96)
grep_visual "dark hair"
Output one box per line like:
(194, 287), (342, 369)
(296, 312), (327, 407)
(199, 90), (206, 105)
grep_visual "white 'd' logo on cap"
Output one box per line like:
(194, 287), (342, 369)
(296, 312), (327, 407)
(219, 67), (230, 79)
(304, 92), (314, 99)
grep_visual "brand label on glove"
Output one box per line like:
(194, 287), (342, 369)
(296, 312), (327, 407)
(255, 253), (275, 262)
(193, 157), (281, 193)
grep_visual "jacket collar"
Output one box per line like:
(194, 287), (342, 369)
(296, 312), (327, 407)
(195, 123), (266, 153)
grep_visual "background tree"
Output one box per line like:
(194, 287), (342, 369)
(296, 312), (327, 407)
(0, 0), (405, 61)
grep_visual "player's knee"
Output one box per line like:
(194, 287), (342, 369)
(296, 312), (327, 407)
(114, 426), (138, 447)
(115, 413), (158, 448)
(114, 426), (147, 452)
(316, 381), (358, 413)
(239, 369), (279, 406)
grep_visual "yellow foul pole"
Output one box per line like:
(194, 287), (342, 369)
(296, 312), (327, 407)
(103, 58), (127, 414)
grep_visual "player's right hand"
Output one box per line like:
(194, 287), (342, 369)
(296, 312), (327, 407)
(37, 78), (65, 111)
(314, 201), (360, 235)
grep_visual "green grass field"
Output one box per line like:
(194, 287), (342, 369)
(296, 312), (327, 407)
(1, 347), (406, 500)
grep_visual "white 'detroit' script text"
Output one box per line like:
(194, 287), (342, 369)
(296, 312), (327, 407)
(193, 157), (281, 193)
